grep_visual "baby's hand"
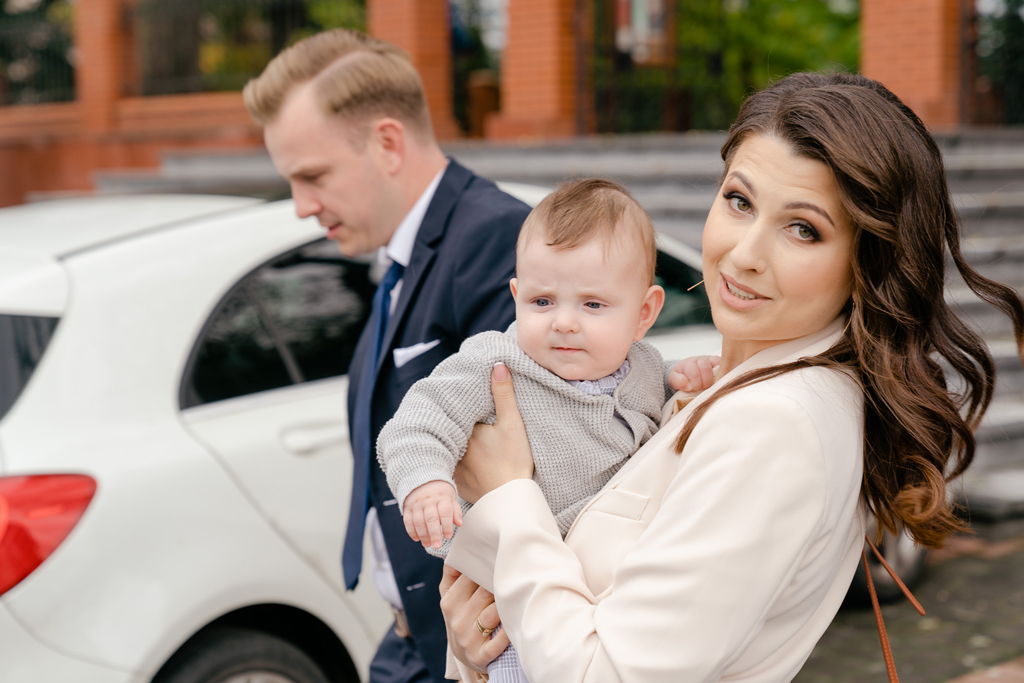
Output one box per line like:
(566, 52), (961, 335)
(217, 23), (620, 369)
(403, 480), (462, 549)
(668, 355), (721, 393)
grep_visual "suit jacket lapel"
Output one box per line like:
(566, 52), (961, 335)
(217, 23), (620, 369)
(378, 160), (474, 367)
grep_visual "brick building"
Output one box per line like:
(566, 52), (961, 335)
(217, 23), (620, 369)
(0, 0), (984, 206)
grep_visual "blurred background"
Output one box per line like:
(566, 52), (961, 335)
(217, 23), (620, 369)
(0, 0), (1022, 205)
(0, 2), (1022, 681)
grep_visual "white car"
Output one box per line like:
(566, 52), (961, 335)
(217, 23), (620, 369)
(0, 188), (719, 683)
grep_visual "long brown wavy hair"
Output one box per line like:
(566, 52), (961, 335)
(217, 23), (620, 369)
(675, 72), (1024, 549)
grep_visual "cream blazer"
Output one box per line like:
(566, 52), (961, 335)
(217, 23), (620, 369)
(446, 318), (867, 682)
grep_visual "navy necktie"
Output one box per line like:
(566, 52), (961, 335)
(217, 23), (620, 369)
(343, 259), (404, 590)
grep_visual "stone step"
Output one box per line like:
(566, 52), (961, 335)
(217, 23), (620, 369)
(147, 138), (1024, 183)
(94, 167), (288, 198)
(973, 398), (1024, 473)
(990, 340), (1024, 399)
(943, 339), (1023, 402)
(446, 127), (1024, 155)
(958, 466), (1024, 520)
(960, 235), (1024, 285)
(948, 286), (1024, 339)
(937, 126), (1024, 149)
(122, 139), (1024, 197)
(457, 153), (725, 186)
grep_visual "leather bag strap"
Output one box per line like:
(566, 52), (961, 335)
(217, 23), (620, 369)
(862, 535), (927, 683)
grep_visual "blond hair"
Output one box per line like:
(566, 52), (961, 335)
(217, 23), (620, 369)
(242, 28), (433, 140)
(518, 178), (657, 284)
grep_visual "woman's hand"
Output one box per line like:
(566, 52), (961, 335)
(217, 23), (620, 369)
(439, 565), (510, 672)
(455, 362), (534, 503)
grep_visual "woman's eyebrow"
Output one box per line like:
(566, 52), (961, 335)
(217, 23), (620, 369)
(728, 171), (757, 197)
(785, 201), (836, 227)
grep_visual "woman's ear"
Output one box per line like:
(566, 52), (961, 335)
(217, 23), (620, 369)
(634, 284), (666, 340)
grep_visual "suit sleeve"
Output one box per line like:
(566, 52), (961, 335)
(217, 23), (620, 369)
(447, 390), (834, 682)
(376, 339), (496, 512)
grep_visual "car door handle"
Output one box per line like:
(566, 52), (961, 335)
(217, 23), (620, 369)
(280, 422), (347, 456)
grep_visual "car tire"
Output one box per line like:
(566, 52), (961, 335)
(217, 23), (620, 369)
(153, 626), (331, 683)
(846, 527), (927, 606)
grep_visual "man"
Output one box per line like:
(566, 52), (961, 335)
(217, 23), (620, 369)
(243, 29), (529, 682)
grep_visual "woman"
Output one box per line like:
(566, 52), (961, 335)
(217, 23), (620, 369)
(439, 72), (1024, 682)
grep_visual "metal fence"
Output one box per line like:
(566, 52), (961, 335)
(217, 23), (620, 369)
(0, 0), (74, 106)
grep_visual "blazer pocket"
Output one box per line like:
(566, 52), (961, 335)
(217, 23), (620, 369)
(393, 339), (442, 368)
(393, 341), (449, 390)
(588, 487), (649, 521)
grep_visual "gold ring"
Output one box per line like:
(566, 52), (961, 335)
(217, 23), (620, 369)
(475, 618), (494, 638)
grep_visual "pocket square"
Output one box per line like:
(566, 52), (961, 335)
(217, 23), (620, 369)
(393, 339), (441, 368)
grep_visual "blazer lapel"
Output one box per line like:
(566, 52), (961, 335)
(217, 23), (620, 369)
(377, 160), (475, 368)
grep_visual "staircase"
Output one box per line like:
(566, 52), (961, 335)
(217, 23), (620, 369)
(93, 131), (1024, 518)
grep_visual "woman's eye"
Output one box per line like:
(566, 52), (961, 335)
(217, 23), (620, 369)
(726, 193), (751, 213)
(789, 223), (820, 242)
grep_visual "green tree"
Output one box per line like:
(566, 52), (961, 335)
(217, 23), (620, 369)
(677, 0), (859, 130)
(593, 0), (859, 132)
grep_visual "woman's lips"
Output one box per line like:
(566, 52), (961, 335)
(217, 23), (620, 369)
(719, 274), (768, 309)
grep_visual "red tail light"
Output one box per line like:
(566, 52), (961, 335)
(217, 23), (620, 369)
(0, 475), (96, 596)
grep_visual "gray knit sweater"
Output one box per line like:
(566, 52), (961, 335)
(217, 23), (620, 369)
(376, 324), (667, 553)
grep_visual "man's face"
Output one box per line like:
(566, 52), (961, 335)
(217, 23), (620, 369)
(264, 83), (396, 257)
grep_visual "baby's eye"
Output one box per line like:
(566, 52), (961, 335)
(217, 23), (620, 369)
(584, 301), (604, 310)
(726, 192), (751, 213)
(533, 297), (552, 307)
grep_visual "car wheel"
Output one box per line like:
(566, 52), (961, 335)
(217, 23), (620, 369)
(846, 527), (927, 606)
(153, 626), (331, 683)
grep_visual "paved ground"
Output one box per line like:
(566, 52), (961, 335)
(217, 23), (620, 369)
(795, 517), (1024, 682)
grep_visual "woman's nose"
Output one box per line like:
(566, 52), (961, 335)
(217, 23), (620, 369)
(728, 224), (769, 273)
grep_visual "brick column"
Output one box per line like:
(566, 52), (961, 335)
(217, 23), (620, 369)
(487, 0), (579, 139)
(862, 0), (968, 130)
(369, 0), (460, 140)
(73, 0), (126, 133)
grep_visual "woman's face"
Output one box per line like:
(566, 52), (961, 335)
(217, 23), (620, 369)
(702, 134), (854, 368)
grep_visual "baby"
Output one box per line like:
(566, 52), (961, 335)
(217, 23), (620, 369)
(377, 178), (705, 682)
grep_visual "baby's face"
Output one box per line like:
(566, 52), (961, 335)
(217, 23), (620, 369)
(511, 233), (663, 381)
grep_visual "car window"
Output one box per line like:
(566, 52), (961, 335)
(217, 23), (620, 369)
(650, 250), (713, 331)
(0, 314), (59, 421)
(181, 239), (373, 408)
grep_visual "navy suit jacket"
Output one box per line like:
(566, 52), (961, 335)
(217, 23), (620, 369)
(346, 159), (529, 680)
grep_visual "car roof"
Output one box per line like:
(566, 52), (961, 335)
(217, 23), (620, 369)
(0, 194), (263, 259)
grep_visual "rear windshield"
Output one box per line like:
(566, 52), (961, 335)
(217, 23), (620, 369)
(0, 314), (59, 421)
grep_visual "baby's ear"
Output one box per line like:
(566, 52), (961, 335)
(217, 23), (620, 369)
(509, 278), (519, 300)
(635, 284), (666, 340)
